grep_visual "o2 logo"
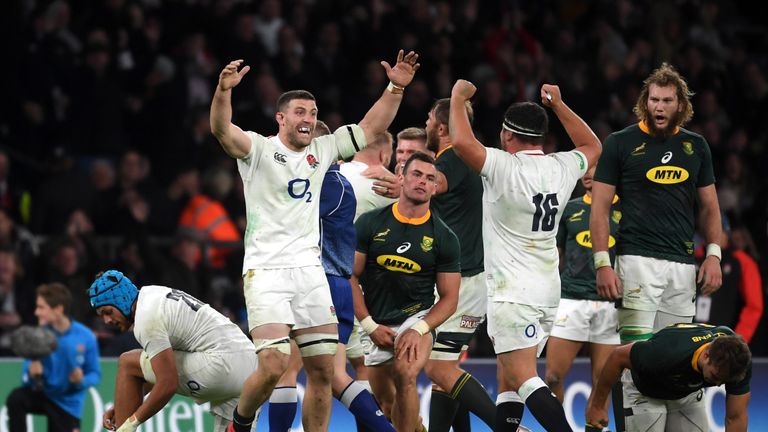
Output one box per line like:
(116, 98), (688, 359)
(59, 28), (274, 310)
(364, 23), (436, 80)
(524, 324), (537, 338)
(288, 178), (313, 202)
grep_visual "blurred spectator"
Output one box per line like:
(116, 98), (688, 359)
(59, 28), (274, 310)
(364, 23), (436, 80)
(0, 249), (35, 356)
(0, 150), (29, 224)
(5, 283), (100, 430)
(718, 154), (755, 218)
(0, 207), (40, 284)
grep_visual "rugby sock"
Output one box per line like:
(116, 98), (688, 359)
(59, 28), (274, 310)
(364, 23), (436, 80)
(428, 390), (460, 432)
(355, 380), (374, 432)
(356, 379), (372, 392)
(452, 405), (471, 432)
(231, 405), (256, 432)
(519, 377), (571, 431)
(452, 372), (495, 427)
(612, 380), (626, 432)
(268, 386), (297, 432)
(495, 391), (525, 431)
(339, 381), (395, 432)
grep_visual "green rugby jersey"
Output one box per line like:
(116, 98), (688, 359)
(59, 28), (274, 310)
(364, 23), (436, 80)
(356, 203), (461, 325)
(630, 323), (751, 400)
(593, 122), (715, 264)
(557, 194), (621, 300)
(432, 146), (484, 277)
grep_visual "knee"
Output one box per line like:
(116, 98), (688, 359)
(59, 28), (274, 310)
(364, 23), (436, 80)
(304, 359), (334, 386)
(259, 350), (290, 383)
(393, 364), (418, 389)
(544, 371), (562, 389)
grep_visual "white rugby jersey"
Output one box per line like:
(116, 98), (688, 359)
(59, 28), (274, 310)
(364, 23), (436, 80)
(133, 286), (253, 359)
(238, 125), (366, 271)
(481, 148), (587, 306)
(339, 160), (396, 222)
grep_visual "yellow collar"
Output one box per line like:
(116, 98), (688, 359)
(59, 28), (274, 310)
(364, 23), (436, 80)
(638, 121), (680, 136)
(583, 194), (619, 205)
(691, 342), (711, 373)
(392, 202), (431, 225)
(436, 145), (453, 159)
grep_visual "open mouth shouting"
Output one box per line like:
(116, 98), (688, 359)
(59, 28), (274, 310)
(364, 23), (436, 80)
(298, 126), (312, 137)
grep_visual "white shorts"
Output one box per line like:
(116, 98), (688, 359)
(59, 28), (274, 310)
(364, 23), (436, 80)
(550, 298), (620, 344)
(431, 272), (487, 360)
(616, 255), (696, 316)
(140, 348), (257, 420)
(345, 318), (370, 359)
(365, 309), (431, 366)
(621, 369), (708, 432)
(243, 267), (338, 331)
(486, 301), (556, 356)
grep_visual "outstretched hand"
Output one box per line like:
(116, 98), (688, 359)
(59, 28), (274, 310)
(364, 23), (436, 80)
(381, 50), (420, 88)
(451, 79), (476, 100)
(218, 60), (250, 91)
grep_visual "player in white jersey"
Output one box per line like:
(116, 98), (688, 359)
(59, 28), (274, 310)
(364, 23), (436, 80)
(449, 79), (602, 431)
(88, 270), (256, 432)
(210, 50), (421, 432)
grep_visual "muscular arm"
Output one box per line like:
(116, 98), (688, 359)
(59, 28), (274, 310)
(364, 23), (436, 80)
(132, 349), (178, 423)
(725, 392), (749, 432)
(422, 272), (460, 330)
(697, 184), (723, 295)
(545, 91), (601, 169)
(589, 181), (616, 255)
(590, 343), (633, 409)
(449, 88), (486, 173)
(351, 251), (371, 321)
(210, 86), (251, 159)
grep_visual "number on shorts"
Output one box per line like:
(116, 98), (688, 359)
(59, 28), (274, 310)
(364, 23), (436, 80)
(288, 178), (313, 202)
(166, 289), (203, 311)
(531, 192), (559, 231)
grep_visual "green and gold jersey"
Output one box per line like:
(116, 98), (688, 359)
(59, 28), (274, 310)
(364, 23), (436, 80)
(630, 324), (751, 400)
(557, 194), (621, 300)
(593, 122), (715, 264)
(432, 146), (484, 277)
(356, 203), (461, 325)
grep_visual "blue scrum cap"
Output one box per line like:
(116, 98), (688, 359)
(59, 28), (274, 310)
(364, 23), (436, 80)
(88, 270), (138, 318)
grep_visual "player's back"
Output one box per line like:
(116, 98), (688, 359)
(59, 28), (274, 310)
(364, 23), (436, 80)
(480, 148), (586, 306)
(133, 286), (253, 357)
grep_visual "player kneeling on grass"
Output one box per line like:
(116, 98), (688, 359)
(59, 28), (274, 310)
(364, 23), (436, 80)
(89, 270), (257, 432)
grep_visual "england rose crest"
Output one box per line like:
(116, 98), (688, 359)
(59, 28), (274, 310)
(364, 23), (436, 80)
(306, 154), (319, 168)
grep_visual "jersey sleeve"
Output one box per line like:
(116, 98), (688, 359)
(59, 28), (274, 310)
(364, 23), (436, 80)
(133, 306), (172, 359)
(355, 211), (374, 253)
(479, 147), (510, 180)
(554, 150), (588, 181)
(333, 124), (368, 160)
(238, 130), (268, 181)
(436, 151), (467, 192)
(695, 137), (716, 187)
(593, 133), (620, 185)
(435, 219), (461, 273)
(629, 338), (674, 376)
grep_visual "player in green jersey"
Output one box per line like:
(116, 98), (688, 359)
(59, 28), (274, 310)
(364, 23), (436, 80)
(352, 152), (461, 432)
(545, 164), (621, 405)
(590, 63), (723, 343)
(586, 323), (751, 432)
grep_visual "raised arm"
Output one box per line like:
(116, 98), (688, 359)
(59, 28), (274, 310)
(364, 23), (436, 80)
(210, 59), (252, 159)
(585, 343), (633, 429)
(358, 50), (421, 143)
(697, 184), (723, 295)
(449, 80), (486, 172)
(125, 348), (179, 428)
(540, 84), (602, 169)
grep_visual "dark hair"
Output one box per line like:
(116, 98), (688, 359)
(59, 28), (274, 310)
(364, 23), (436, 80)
(37, 283), (72, 316)
(314, 120), (331, 137)
(709, 334), (752, 383)
(634, 62), (694, 127)
(276, 90), (316, 113)
(502, 102), (548, 145)
(431, 98), (474, 128)
(402, 152), (435, 175)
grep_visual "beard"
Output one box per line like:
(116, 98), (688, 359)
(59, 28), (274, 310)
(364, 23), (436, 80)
(426, 129), (440, 155)
(646, 110), (681, 139)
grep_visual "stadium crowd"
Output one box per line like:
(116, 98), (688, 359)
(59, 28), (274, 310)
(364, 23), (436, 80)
(0, 0), (766, 361)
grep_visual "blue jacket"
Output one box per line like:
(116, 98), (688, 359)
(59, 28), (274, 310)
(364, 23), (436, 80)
(22, 320), (101, 418)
